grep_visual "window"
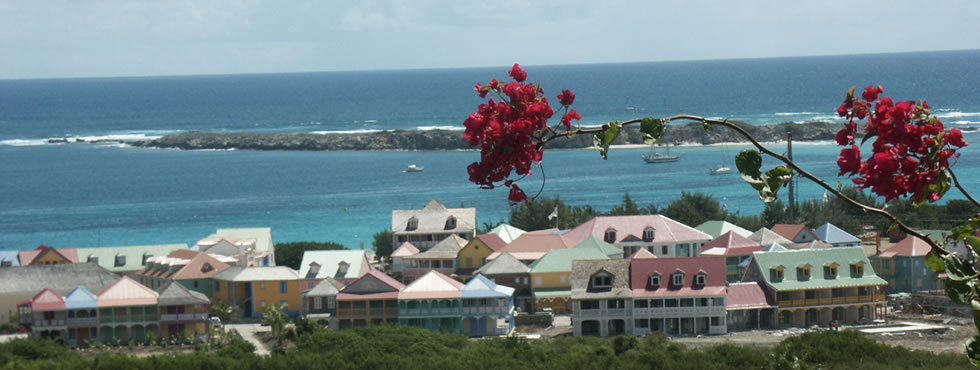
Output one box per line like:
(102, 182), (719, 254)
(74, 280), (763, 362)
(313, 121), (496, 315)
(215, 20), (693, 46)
(406, 217), (418, 231)
(535, 276), (542, 286)
(651, 299), (664, 308)
(664, 299), (678, 307)
(635, 319), (649, 328)
(260, 282), (266, 289)
(649, 274), (661, 288)
(672, 272), (684, 286)
(215, 281), (221, 292)
(643, 227), (656, 242)
(445, 216), (457, 230)
(695, 273), (706, 285)
(592, 274), (612, 288)
(604, 229), (617, 243)
(280, 281), (288, 293)
(581, 300), (600, 310)
(260, 300), (267, 308)
(680, 298), (694, 307)
(314, 297), (323, 309)
(202, 263), (213, 273)
(281, 300), (288, 309)
(193, 281), (199, 288)
(465, 257), (472, 267)
(711, 317), (721, 326)
(327, 297), (336, 309)
(697, 298), (709, 307)
(852, 263), (865, 276)
(607, 299), (625, 309)
(771, 267), (784, 281)
(634, 300), (648, 308)
(1, 260), (10, 267)
(142, 254), (152, 265)
(798, 266), (811, 280)
(114, 255), (126, 267)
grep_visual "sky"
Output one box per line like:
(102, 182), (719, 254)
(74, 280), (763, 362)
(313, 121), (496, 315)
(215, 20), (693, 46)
(1, 0), (979, 79)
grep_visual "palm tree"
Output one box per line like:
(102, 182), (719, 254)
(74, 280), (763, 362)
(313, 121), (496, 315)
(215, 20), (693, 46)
(261, 303), (296, 352)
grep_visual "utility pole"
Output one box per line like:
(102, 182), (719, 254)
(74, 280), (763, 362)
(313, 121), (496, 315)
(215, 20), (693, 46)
(787, 132), (795, 221)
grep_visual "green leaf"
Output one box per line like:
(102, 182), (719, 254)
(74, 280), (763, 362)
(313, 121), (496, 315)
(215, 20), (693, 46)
(735, 150), (763, 183)
(860, 130), (877, 146)
(972, 303), (980, 332)
(640, 117), (665, 145)
(946, 278), (975, 305)
(967, 335), (980, 366)
(593, 122), (621, 160)
(952, 216), (980, 241)
(702, 118), (713, 132)
(925, 251), (946, 273)
(968, 236), (980, 255)
(944, 253), (978, 282)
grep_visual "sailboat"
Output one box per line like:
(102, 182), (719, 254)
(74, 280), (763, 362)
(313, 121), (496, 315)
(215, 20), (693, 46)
(405, 133), (424, 173)
(709, 143), (732, 175)
(642, 144), (681, 163)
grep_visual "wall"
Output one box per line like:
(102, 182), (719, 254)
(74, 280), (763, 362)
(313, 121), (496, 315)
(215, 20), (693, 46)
(457, 239), (492, 273)
(250, 280), (301, 315)
(531, 272), (570, 290)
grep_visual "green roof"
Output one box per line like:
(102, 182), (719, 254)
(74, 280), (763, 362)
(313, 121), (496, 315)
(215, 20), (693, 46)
(529, 248), (609, 274)
(573, 236), (623, 257)
(751, 247), (886, 291)
(75, 244), (189, 272)
(918, 229), (949, 244)
(695, 220), (752, 239)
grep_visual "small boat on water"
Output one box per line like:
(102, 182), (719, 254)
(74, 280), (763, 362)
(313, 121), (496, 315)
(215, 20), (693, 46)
(709, 166), (732, 175)
(642, 145), (680, 163)
(405, 164), (424, 172)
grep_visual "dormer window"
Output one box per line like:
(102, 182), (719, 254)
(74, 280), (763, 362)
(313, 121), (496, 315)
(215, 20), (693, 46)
(695, 272), (707, 286)
(115, 255), (126, 267)
(142, 253), (153, 265)
(406, 217), (418, 231)
(591, 272), (613, 289)
(643, 227), (656, 242)
(445, 216), (457, 230)
(672, 272), (684, 286)
(851, 262), (865, 277)
(202, 263), (214, 273)
(650, 273), (661, 288)
(771, 266), (784, 282)
(825, 263), (838, 279)
(337, 261), (350, 276)
(604, 229), (617, 243)
(88, 256), (99, 265)
(798, 265), (811, 280)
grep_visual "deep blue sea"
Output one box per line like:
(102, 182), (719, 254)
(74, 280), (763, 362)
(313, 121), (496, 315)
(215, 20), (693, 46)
(1, 50), (979, 251)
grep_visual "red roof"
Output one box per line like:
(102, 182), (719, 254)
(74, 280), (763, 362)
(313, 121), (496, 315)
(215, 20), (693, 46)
(564, 215), (711, 245)
(337, 270), (405, 301)
(879, 235), (932, 257)
(19, 245), (79, 265)
(476, 233), (507, 252)
(31, 288), (66, 311)
(726, 282), (774, 310)
(630, 256), (726, 297)
(704, 231), (762, 250)
(771, 224), (810, 241)
(171, 252), (230, 280)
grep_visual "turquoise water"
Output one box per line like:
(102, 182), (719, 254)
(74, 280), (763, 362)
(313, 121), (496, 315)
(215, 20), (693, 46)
(1, 50), (979, 250)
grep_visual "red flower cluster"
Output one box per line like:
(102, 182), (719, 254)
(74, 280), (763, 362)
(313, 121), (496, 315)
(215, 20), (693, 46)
(835, 85), (968, 202)
(464, 64), (580, 203)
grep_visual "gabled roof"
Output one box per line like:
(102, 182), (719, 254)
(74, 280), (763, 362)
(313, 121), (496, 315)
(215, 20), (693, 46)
(573, 236), (624, 258)
(213, 266), (299, 282)
(462, 274), (515, 298)
(629, 248), (657, 260)
(695, 220), (753, 239)
(338, 270), (405, 299)
(76, 244), (189, 272)
(0, 263), (119, 295)
(771, 224), (812, 241)
(564, 215), (711, 245)
(299, 250), (370, 279)
(476, 233), (508, 252)
(701, 231), (765, 256)
(157, 281), (211, 306)
(761, 242), (789, 252)
(19, 245), (78, 265)
(630, 256), (727, 297)
(97, 276), (158, 307)
(488, 224), (526, 243)
(31, 288), (66, 311)
(726, 282), (774, 310)
(529, 248), (609, 274)
(391, 242), (421, 257)
(879, 236), (932, 258)
(391, 199), (477, 234)
(813, 223), (861, 244)
(802, 240), (832, 249)
(407, 235), (467, 259)
(750, 247), (886, 291)
(65, 286), (98, 309)
(304, 278), (345, 297)
(215, 227), (275, 255)
(487, 233), (575, 261)
(748, 228), (799, 249)
(170, 251), (231, 280)
(474, 252), (530, 275)
(571, 259), (631, 299)
(399, 270), (464, 299)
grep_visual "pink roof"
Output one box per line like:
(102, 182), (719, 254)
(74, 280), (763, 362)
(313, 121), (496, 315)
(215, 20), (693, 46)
(702, 245), (765, 256)
(704, 231), (762, 250)
(337, 270), (405, 301)
(563, 215), (711, 245)
(399, 270), (464, 299)
(493, 233), (574, 255)
(19, 245), (79, 265)
(391, 242), (420, 257)
(880, 235), (932, 257)
(726, 282), (774, 309)
(630, 248), (657, 259)
(31, 288), (66, 311)
(476, 233), (507, 252)
(337, 291), (400, 300)
(630, 256), (726, 297)
(771, 224), (810, 241)
(97, 276), (159, 307)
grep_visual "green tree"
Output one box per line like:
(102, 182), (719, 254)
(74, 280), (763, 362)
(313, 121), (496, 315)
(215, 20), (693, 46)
(261, 303), (296, 353)
(372, 229), (394, 259)
(608, 192), (645, 216)
(509, 195), (599, 230)
(274, 241), (347, 270)
(209, 302), (239, 323)
(660, 192), (726, 227)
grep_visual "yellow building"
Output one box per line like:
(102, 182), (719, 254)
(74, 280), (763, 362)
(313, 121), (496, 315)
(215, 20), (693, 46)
(456, 234), (507, 275)
(18, 245), (77, 265)
(211, 266), (301, 318)
(157, 281), (212, 342)
(529, 248), (609, 313)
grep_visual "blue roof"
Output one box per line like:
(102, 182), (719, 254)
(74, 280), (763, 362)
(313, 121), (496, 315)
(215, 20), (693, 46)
(814, 223), (861, 244)
(761, 243), (788, 252)
(0, 251), (20, 266)
(461, 274), (515, 298)
(65, 286), (98, 309)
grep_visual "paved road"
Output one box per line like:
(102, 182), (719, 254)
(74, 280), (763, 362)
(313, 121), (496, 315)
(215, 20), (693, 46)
(226, 323), (271, 355)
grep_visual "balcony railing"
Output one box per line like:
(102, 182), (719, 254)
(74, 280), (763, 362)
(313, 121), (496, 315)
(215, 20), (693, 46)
(67, 317), (97, 326)
(780, 294), (882, 307)
(337, 307), (398, 318)
(631, 306), (725, 317)
(34, 319), (65, 327)
(462, 306), (510, 315)
(576, 308), (631, 317)
(161, 313), (209, 321)
(401, 308), (463, 316)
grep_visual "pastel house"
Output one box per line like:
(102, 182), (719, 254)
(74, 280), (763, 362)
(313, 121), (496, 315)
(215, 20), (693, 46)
(461, 274), (516, 336)
(456, 233), (508, 275)
(20, 288), (67, 341)
(701, 231), (765, 283)
(96, 276), (160, 344)
(2, 264), (119, 326)
(391, 242), (420, 278)
(137, 250), (233, 296)
(813, 223), (862, 248)
(573, 235), (625, 259)
(18, 245), (78, 265)
(76, 244), (190, 276)
(301, 278), (344, 327)
(529, 248), (609, 313)
(771, 224), (819, 245)
(335, 270), (405, 329)
(157, 281), (211, 342)
(474, 252), (533, 313)
(571, 259), (632, 337)
(748, 228), (801, 249)
(398, 270), (464, 333)
(630, 256), (728, 336)
(65, 286), (99, 346)
(401, 235), (467, 281)
(563, 215), (712, 258)
(211, 266), (301, 318)
(871, 236), (943, 293)
(486, 232), (575, 265)
(298, 249), (372, 289)
(695, 220), (753, 239)
(392, 199), (477, 251)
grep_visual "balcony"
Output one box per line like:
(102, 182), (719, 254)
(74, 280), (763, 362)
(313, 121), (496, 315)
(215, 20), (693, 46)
(401, 308), (463, 316)
(337, 307), (398, 318)
(161, 313), (208, 322)
(631, 306), (725, 317)
(34, 319), (65, 328)
(67, 317), (98, 326)
(462, 306), (510, 315)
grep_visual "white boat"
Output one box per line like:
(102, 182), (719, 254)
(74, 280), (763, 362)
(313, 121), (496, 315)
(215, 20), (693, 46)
(642, 145), (680, 163)
(709, 166), (732, 175)
(405, 164), (424, 172)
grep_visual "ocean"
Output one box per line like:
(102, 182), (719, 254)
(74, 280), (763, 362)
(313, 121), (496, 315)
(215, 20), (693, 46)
(1, 50), (979, 250)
